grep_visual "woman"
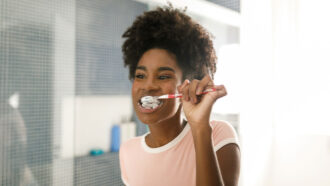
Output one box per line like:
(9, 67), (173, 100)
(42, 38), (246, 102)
(119, 5), (240, 186)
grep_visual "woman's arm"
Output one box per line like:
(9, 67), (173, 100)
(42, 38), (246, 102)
(178, 75), (240, 186)
(191, 125), (224, 186)
(216, 143), (240, 186)
(191, 123), (240, 186)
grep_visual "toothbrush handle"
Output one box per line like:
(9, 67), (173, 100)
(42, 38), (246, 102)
(166, 88), (216, 99)
(199, 88), (217, 95)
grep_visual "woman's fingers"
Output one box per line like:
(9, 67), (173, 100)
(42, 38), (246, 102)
(178, 79), (190, 101)
(179, 76), (225, 104)
(183, 80), (190, 101)
(196, 75), (213, 95)
(214, 84), (227, 98)
(177, 79), (189, 93)
(189, 79), (199, 103)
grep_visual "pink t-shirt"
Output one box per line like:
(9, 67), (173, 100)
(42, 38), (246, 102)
(119, 120), (239, 186)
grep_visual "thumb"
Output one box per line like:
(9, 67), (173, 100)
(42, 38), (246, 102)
(204, 85), (227, 103)
(177, 79), (190, 93)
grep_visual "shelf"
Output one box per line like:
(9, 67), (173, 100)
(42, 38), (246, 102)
(133, 0), (241, 27)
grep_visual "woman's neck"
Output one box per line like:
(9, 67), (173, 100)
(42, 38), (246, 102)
(145, 118), (187, 148)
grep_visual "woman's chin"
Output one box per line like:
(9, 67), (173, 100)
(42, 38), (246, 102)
(135, 110), (179, 126)
(136, 114), (161, 125)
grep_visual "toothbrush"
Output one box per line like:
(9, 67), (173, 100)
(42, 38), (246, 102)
(140, 88), (217, 104)
(157, 88), (216, 99)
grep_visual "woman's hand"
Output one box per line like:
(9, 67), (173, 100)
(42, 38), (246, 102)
(177, 75), (227, 130)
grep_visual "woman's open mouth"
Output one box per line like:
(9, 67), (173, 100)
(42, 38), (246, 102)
(137, 96), (163, 113)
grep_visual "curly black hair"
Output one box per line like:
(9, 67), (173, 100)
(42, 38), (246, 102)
(122, 5), (217, 81)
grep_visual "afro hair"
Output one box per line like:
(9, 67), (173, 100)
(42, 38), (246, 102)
(122, 5), (217, 81)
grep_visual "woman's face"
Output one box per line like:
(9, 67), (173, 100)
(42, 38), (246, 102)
(132, 48), (183, 125)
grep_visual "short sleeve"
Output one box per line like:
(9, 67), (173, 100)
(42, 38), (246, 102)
(119, 144), (130, 186)
(210, 120), (239, 152)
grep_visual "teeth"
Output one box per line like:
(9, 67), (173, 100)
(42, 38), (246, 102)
(140, 96), (161, 109)
(141, 102), (160, 109)
(141, 96), (156, 103)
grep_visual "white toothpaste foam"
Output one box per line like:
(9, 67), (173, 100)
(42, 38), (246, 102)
(141, 96), (160, 109)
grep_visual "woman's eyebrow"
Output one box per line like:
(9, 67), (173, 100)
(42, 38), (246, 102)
(136, 66), (175, 72)
(158, 66), (175, 72)
(136, 66), (146, 71)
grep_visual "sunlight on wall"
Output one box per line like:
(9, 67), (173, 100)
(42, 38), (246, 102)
(214, 44), (242, 114)
(273, 0), (330, 136)
(239, 0), (330, 186)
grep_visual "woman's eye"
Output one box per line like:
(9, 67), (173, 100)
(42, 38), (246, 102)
(135, 74), (145, 79)
(158, 75), (171, 80)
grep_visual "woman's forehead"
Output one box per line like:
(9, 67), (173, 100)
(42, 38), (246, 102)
(137, 48), (181, 72)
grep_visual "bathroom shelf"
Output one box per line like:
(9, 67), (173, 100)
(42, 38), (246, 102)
(74, 152), (124, 186)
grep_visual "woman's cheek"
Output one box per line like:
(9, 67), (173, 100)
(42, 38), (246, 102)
(131, 82), (139, 102)
(132, 81), (140, 92)
(165, 81), (178, 93)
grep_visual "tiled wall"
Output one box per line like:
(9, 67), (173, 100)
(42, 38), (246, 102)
(1, 0), (240, 185)
(206, 0), (240, 12)
(0, 0), (147, 185)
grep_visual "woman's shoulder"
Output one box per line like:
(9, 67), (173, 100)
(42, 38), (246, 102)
(120, 135), (144, 153)
(210, 120), (233, 129)
(210, 120), (240, 150)
(210, 120), (238, 139)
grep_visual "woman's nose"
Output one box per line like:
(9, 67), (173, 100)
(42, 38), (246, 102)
(144, 78), (160, 91)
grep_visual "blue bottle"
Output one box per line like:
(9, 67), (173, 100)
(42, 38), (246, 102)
(110, 124), (121, 152)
